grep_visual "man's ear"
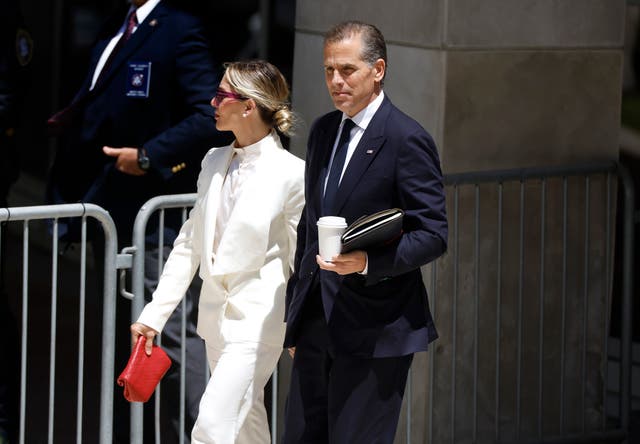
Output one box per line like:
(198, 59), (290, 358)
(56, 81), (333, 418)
(373, 58), (385, 82)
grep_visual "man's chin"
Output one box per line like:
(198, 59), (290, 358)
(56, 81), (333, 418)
(332, 100), (351, 114)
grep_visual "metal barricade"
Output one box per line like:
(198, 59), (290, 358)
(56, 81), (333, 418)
(0, 204), (117, 444)
(5, 164), (634, 444)
(115, 160), (634, 444)
(405, 162), (633, 444)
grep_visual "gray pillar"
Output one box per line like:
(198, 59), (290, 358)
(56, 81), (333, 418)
(284, 1), (626, 443)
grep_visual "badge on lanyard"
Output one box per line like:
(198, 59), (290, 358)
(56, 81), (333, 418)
(127, 62), (152, 98)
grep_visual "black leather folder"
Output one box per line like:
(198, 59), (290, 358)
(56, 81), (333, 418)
(341, 208), (404, 253)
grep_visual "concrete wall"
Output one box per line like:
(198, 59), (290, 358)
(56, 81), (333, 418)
(289, 0), (624, 170)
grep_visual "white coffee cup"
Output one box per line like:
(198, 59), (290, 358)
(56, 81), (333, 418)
(317, 216), (347, 261)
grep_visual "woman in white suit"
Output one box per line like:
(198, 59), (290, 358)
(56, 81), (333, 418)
(130, 60), (304, 444)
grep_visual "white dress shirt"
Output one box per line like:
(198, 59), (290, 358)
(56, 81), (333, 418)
(213, 137), (264, 256)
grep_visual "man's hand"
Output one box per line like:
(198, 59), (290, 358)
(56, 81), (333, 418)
(103, 146), (146, 176)
(130, 322), (159, 356)
(316, 250), (366, 275)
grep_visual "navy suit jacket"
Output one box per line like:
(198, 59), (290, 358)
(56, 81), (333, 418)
(47, 1), (231, 242)
(284, 95), (448, 358)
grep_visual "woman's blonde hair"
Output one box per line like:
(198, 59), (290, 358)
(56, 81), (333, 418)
(223, 60), (296, 136)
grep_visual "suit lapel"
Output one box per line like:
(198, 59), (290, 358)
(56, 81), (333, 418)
(202, 147), (234, 275)
(212, 135), (281, 275)
(332, 97), (391, 214)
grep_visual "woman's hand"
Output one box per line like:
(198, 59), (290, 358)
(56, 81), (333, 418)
(130, 322), (159, 356)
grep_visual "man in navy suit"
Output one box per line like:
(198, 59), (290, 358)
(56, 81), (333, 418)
(283, 21), (448, 443)
(46, 0), (231, 442)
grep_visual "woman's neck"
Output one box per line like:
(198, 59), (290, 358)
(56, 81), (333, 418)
(234, 124), (271, 148)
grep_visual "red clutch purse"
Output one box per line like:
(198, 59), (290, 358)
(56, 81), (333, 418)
(117, 336), (171, 402)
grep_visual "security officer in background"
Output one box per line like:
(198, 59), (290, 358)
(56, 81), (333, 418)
(0, 1), (32, 442)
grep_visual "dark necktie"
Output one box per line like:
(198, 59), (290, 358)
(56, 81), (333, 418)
(323, 119), (355, 215)
(94, 9), (138, 87)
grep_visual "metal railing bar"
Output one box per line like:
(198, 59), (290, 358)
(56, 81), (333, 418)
(0, 203), (98, 221)
(443, 162), (616, 186)
(451, 185), (459, 444)
(406, 366), (412, 444)
(560, 177), (568, 434)
(617, 164), (634, 433)
(155, 209), (166, 444)
(602, 173), (612, 430)
(19, 220), (29, 444)
(76, 217), (87, 444)
(496, 427), (626, 444)
(428, 262), (436, 444)
(495, 183), (503, 443)
(581, 178), (590, 433)
(48, 220), (59, 444)
(473, 185), (479, 442)
(272, 365), (279, 444)
(537, 179), (546, 440)
(87, 204), (118, 444)
(516, 181), (524, 440)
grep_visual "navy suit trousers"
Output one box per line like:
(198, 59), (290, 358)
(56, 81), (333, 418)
(283, 290), (413, 444)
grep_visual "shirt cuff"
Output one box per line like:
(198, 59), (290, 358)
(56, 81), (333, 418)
(358, 252), (369, 275)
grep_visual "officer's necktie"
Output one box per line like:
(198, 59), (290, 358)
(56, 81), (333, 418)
(94, 9), (138, 87)
(323, 119), (355, 215)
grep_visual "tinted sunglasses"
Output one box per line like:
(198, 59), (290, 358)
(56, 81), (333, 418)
(213, 89), (247, 105)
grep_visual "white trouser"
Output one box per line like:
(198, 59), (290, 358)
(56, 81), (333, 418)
(191, 341), (282, 444)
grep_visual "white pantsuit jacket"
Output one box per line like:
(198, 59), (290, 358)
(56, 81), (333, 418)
(137, 131), (305, 348)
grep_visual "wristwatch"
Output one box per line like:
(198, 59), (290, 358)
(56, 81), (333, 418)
(137, 148), (150, 171)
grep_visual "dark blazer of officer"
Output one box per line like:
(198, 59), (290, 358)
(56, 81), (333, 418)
(47, 0), (229, 241)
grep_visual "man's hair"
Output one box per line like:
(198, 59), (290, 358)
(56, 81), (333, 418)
(324, 21), (387, 71)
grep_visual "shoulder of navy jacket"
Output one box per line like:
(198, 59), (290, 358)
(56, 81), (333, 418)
(171, 162), (187, 174)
